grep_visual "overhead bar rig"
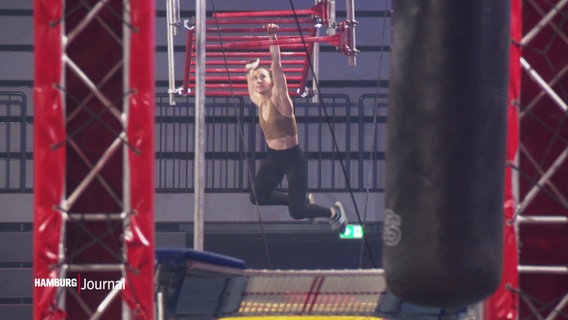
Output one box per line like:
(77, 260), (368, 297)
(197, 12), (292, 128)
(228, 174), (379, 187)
(165, 0), (358, 103)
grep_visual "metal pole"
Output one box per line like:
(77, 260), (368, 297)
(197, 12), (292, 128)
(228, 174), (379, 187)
(312, 0), (320, 103)
(312, 30), (320, 103)
(346, 0), (357, 66)
(166, 0), (177, 105)
(518, 266), (568, 274)
(515, 145), (568, 215)
(546, 294), (568, 320)
(193, 0), (206, 251)
(328, 0), (336, 35)
(521, 0), (568, 46)
(517, 215), (568, 224)
(521, 57), (568, 112)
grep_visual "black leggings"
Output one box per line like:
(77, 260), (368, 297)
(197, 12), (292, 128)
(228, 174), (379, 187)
(250, 145), (331, 220)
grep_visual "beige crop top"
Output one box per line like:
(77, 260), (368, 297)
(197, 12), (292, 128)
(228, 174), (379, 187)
(259, 101), (298, 140)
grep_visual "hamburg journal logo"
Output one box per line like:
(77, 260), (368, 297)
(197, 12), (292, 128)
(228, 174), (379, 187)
(34, 276), (125, 294)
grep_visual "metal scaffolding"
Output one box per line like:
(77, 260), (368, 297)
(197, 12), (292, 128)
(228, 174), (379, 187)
(515, 0), (568, 318)
(33, 0), (155, 319)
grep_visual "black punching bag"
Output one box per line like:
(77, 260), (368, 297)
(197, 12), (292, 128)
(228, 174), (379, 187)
(382, 0), (510, 307)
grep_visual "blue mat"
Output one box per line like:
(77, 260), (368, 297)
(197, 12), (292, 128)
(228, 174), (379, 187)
(155, 248), (248, 319)
(156, 247), (247, 270)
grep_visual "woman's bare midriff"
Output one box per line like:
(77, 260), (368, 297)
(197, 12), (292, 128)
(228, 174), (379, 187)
(266, 134), (299, 150)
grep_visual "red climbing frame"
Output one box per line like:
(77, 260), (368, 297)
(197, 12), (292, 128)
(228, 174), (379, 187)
(33, 0), (155, 318)
(181, 1), (357, 97)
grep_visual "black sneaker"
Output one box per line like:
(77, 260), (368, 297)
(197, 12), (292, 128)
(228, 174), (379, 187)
(330, 201), (348, 233)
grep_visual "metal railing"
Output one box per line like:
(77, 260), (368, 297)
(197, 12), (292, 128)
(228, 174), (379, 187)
(0, 91), (387, 193)
(0, 91), (31, 193)
(154, 93), (387, 192)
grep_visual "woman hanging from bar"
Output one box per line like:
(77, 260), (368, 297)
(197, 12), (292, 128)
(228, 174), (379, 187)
(245, 23), (348, 233)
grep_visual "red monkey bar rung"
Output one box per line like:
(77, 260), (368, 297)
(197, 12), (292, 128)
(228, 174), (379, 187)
(212, 2), (327, 20)
(206, 17), (314, 25)
(205, 27), (314, 33)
